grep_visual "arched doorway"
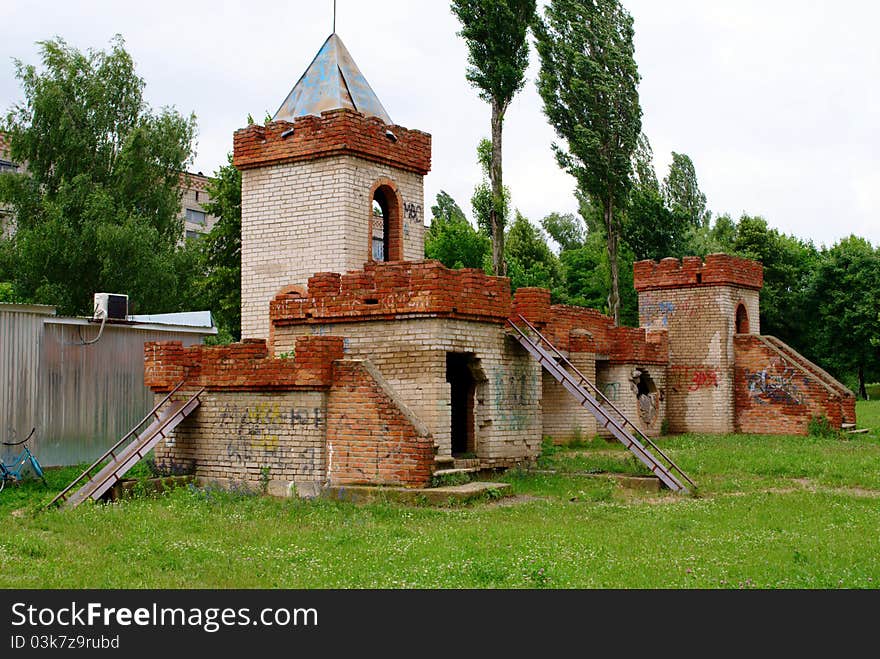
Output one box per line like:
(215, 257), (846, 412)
(735, 303), (750, 334)
(370, 181), (403, 262)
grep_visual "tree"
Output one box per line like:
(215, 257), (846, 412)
(535, 0), (642, 326)
(662, 152), (709, 228)
(504, 211), (562, 294)
(451, 0), (537, 276)
(193, 154), (242, 341)
(0, 36), (196, 315)
(806, 236), (879, 398)
(621, 134), (691, 261)
(471, 138), (511, 237)
(425, 191), (491, 270)
(730, 215), (818, 354)
(541, 212), (585, 252)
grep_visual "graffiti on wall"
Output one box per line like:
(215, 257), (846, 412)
(745, 366), (805, 406)
(220, 402), (324, 465)
(641, 300), (676, 327)
(641, 298), (702, 327)
(669, 365), (720, 394)
(688, 369), (719, 391)
(601, 382), (621, 401)
(403, 202), (422, 221)
(493, 365), (536, 431)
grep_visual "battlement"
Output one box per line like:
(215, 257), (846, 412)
(511, 288), (668, 364)
(144, 336), (345, 392)
(233, 109), (432, 175)
(270, 260), (512, 326)
(633, 254), (764, 292)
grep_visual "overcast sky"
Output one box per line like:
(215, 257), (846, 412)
(2, 1), (878, 248)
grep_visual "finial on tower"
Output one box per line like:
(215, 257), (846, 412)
(333, 0), (337, 34)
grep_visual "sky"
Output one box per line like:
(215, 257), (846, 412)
(1, 0), (878, 248)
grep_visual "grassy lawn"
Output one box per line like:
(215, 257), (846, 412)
(1, 400), (878, 589)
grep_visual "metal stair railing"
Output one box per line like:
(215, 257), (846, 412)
(48, 381), (201, 509)
(508, 314), (695, 494)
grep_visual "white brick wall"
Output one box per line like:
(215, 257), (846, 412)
(274, 318), (542, 467)
(241, 155), (425, 339)
(639, 286), (760, 433)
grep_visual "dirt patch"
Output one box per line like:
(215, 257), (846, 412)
(487, 494), (547, 508)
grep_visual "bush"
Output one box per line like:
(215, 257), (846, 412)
(866, 383), (880, 400)
(808, 415), (839, 439)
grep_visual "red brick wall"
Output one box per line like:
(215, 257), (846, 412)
(510, 288), (668, 364)
(327, 360), (434, 488)
(734, 335), (850, 435)
(233, 109), (432, 175)
(144, 337), (344, 392)
(634, 254), (764, 292)
(270, 260), (512, 326)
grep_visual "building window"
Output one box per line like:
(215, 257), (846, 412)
(185, 208), (207, 226)
(185, 230), (204, 241)
(0, 160), (19, 174)
(372, 236), (384, 261)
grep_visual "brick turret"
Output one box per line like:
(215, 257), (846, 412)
(635, 254), (763, 434)
(236, 35), (433, 339)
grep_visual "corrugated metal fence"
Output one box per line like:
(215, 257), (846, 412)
(1, 306), (208, 466)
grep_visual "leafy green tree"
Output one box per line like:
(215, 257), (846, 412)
(193, 154), (242, 341)
(0, 36), (196, 315)
(662, 152), (709, 228)
(535, 0), (642, 325)
(431, 190), (468, 226)
(541, 212), (585, 252)
(621, 134), (693, 261)
(471, 138), (511, 237)
(622, 186), (686, 262)
(807, 236), (879, 398)
(553, 230), (637, 325)
(451, 0), (537, 276)
(730, 215), (819, 353)
(425, 191), (491, 270)
(504, 211), (562, 294)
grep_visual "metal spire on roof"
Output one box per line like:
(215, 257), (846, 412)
(272, 31), (392, 125)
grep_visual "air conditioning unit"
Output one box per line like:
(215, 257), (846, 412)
(93, 293), (129, 321)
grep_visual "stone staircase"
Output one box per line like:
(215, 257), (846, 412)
(758, 336), (858, 430)
(433, 455), (481, 480)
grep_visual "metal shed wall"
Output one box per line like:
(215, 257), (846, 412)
(1, 307), (210, 467)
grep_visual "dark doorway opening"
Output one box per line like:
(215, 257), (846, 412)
(446, 353), (477, 457)
(736, 303), (750, 334)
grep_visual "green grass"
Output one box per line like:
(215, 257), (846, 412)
(857, 398), (880, 440)
(1, 401), (878, 589)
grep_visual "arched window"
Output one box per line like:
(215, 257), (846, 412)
(735, 303), (750, 334)
(370, 182), (403, 262)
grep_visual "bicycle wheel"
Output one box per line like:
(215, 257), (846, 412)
(0, 476), (5, 493)
(30, 455), (46, 484)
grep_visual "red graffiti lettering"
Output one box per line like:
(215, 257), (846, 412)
(689, 369), (718, 391)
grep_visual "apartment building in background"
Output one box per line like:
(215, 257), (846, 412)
(0, 131), (217, 241)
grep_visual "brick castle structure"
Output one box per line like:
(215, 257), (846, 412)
(145, 33), (856, 496)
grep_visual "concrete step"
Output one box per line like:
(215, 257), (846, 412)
(323, 482), (512, 506)
(433, 468), (479, 478)
(842, 423), (857, 429)
(845, 428), (870, 435)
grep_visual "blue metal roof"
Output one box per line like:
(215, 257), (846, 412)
(273, 33), (392, 125)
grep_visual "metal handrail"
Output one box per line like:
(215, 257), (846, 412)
(47, 380), (187, 508)
(510, 314), (695, 488)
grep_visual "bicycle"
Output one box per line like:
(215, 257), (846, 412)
(1, 428), (47, 493)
